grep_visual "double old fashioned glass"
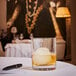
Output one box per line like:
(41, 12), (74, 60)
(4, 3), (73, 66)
(31, 37), (56, 70)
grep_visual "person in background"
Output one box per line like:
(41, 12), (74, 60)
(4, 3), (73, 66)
(0, 29), (9, 51)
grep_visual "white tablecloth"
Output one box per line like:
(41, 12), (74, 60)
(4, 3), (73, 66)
(5, 43), (32, 57)
(5, 38), (54, 57)
(0, 57), (76, 76)
(5, 39), (65, 60)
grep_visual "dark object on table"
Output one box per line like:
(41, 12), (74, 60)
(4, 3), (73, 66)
(2, 63), (22, 71)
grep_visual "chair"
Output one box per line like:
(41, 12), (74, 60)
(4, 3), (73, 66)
(0, 42), (5, 56)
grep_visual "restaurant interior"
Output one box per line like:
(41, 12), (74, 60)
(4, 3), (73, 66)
(0, 0), (76, 72)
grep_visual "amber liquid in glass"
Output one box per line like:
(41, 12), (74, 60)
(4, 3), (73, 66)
(32, 54), (56, 70)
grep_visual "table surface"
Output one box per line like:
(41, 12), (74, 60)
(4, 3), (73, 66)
(0, 57), (76, 76)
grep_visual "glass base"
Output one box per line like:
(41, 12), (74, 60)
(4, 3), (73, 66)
(32, 65), (56, 71)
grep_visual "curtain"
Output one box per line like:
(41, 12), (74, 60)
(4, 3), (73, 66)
(56, 18), (66, 41)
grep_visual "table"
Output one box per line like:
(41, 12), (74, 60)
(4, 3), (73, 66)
(0, 57), (76, 76)
(5, 39), (65, 60)
(5, 38), (55, 57)
(5, 42), (32, 57)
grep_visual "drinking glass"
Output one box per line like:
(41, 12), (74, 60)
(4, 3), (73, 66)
(31, 37), (56, 70)
(19, 33), (24, 40)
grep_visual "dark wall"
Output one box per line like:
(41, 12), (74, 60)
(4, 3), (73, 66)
(71, 0), (76, 64)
